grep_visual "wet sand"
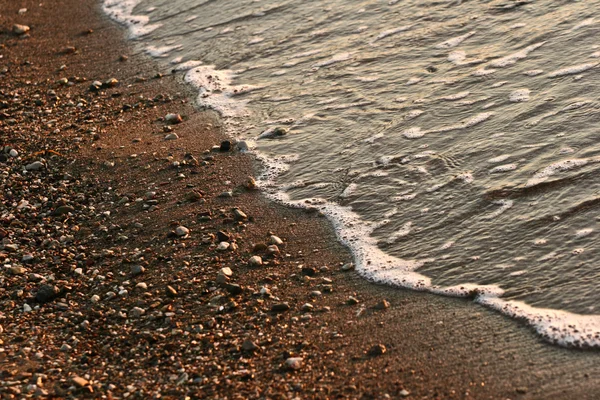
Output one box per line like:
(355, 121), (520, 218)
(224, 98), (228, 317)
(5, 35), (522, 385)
(0, 1), (599, 399)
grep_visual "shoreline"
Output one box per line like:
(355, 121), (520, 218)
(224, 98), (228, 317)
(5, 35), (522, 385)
(1, 1), (600, 399)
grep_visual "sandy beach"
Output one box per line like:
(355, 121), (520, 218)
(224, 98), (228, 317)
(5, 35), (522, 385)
(1, 1), (600, 399)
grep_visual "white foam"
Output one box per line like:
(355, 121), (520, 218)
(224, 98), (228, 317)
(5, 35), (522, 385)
(371, 25), (413, 43)
(548, 62), (598, 77)
(442, 91), (470, 101)
(145, 44), (182, 58)
(402, 127), (424, 139)
(102, 0), (161, 38)
(509, 89), (530, 102)
(489, 42), (545, 68)
(184, 66), (259, 117)
(312, 53), (353, 68)
(488, 154), (511, 163)
(526, 158), (592, 187)
(490, 163), (518, 173)
(435, 31), (475, 49)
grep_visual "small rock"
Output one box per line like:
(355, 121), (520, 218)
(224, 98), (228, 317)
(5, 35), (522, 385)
(232, 208), (247, 221)
(130, 265), (145, 276)
(60, 343), (72, 352)
(237, 140), (249, 151)
(218, 191), (233, 198)
(25, 161), (44, 171)
(374, 299), (390, 310)
(341, 263), (354, 271)
(399, 389), (410, 397)
(104, 78), (119, 88)
(367, 344), (387, 357)
(217, 242), (230, 251)
(129, 307), (145, 318)
(284, 357), (303, 370)
(9, 266), (26, 275)
(13, 24), (30, 35)
(89, 81), (103, 91)
(9, 149), (18, 157)
(220, 267), (233, 277)
(248, 255), (263, 267)
(72, 377), (89, 388)
(53, 205), (75, 215)
(270, 235), (284, 245)
(225, 283), (243, 295)
(166, 285), (178, 297)
(242, 339), (259, 352)
(186, 191), (203, 202)
(165, 113), (183, 124)
(245, 176), (257, 189)
(346, 296), (359, 305)
(35, 285), (60, 304)
(301, 303), (314, 312)
(219, 140), (231, 152)
(165, 133), (179, 140)
(175, 226), (189, 237)
(23, 303), (32, 312)
(271, 302), (290, 312)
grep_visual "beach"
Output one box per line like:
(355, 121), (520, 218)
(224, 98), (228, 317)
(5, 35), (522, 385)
(1, 1), (600, 398)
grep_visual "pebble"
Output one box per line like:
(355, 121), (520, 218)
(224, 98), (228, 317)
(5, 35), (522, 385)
(220, 267), (233, 277)
(90, 80), (103, 91)
(13, 24), (30, 35)
(301, 303), (314, 312)
(242, 339), (259, 352)
(346, 296), (360, 305)
(270, 235), (284, 245)
(136, 282), (148, 290)
(284, 357), (303, 370)
(130, 265), (145, 276)
(9, 266), (26, 275)
(90, 294), (100, 303)
(129, 307), (145, 318)
(219, 191), (233, 198)
(9, 149), (18, 157)
(165, 113), (183, 124)
(165, 133), (179, 140)
(341, 263), (354, 271)
(23, 304), (32, 312)
(25, 161), (44, 171)
(166, 285), (178, 297)
(35, 284), (60, 303)
(271, 302), (290, 312)
(374, 299), (390, 310)
(237, 141), (249, 151)
(175, 226), (189, 236)
(225, 283), (243, 295)
(217, 241), (230, 251)
(248, 255), (263, 267)
(60, 343), (72, 352)
(72, 377), (89, 388)
(232, 208), (248, 221)
(367, 344), (386, 356)
(399, 389), (410, 397)
(219, 140), (231, 152)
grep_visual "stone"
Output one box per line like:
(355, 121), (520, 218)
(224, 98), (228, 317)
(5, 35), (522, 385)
(129, 307), (145, 318)
(175, 226), (189, 236)
(269, 235), (283, 245)
(217, 231), (230, 242)
(245, 176), (257, 189)
(60, 343), (72, 352)
(23, 303), (32, 312)
(136, 282), (148, 290)
(25, 161), (44, 171)
(72, 377), (89, 388)
(218, 191), (233, 198)
(217, 242), (230, 251)
(367, 344), (386, 357)
(220, 267), (233, 277)
(242, 339), (259, 352)
(130, 265), (145, 276)
(186, 191), (203, 202)
(90, 81), (103, 91)
(9, 149), (18, 157)
(21, 254), (34, 263)
(248, 255), (263, 267)
(346, 296), (359, 305)
(166, 285), (178, 297)
(232, 208), (247, 221)
(374, 299), (390, 310)
(219, 140), (231, 152)
(399, 389), (410, 397)
(13, 24), (30, 35)
(284, 357), (303, 370)
(35, 285), (60, 304)
(237, 140), (249, 151)
(225, 283), (243, 295)
(104, 78), (119, 88)
(341, 263), (354, 271)
(165, 113), (183, 124)
(164, 133), (179, 140)
(301, 303), (314, 312)
(271, 302), (290, 312)
(53, 205), (75, 215)
(9, 266), (26, 275)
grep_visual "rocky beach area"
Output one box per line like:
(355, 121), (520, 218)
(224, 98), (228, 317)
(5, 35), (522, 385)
(1, 1), (600, 399)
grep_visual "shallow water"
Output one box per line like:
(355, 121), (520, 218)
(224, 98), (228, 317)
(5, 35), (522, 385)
(104, 0), (600, 347)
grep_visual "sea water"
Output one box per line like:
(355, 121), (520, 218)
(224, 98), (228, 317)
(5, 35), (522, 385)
(103, 0), (600, 348)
